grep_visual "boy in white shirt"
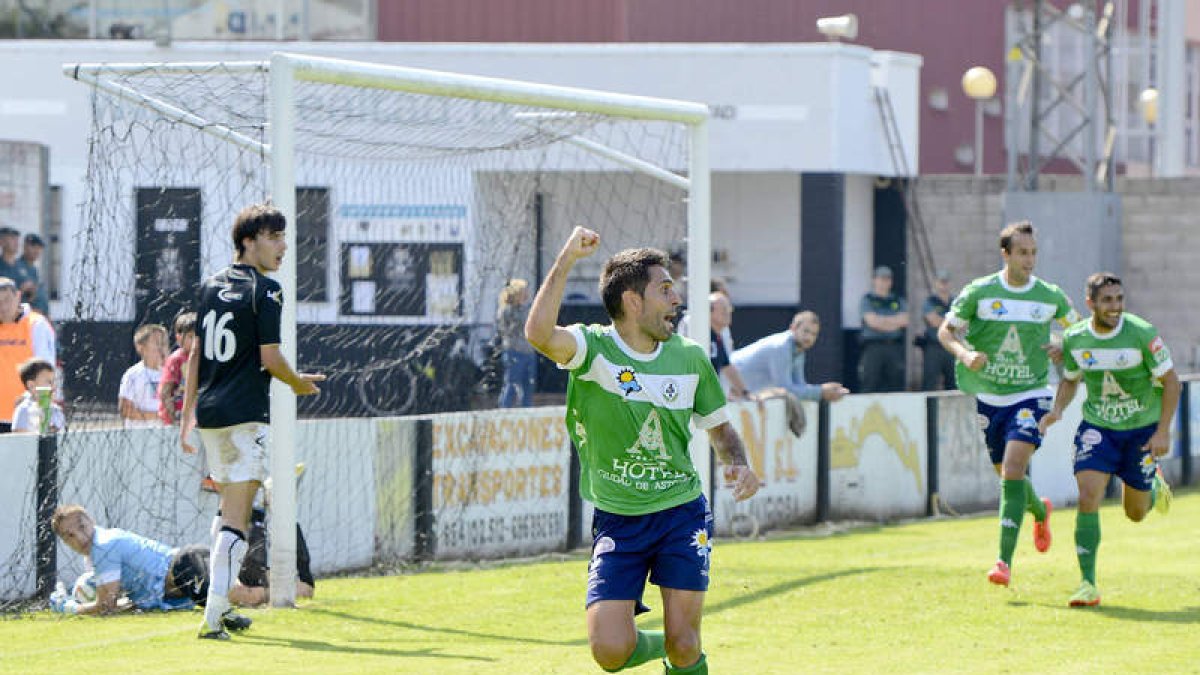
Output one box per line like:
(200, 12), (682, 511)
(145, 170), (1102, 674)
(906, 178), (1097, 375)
(119, 323), (167, 429)
(12, 357), (64, 433)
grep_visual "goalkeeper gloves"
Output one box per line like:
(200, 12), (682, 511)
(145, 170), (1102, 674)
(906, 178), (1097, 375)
(49, 583), (79, 615)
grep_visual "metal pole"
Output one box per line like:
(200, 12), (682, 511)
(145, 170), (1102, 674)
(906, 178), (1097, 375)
(974, 99), (984, 176)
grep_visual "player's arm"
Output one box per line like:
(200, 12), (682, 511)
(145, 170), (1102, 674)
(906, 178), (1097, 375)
(937, 317), (986, 371)
(1147, 368), (1181, 457)
(525, 227), (600, 366)
(260, 345), (325, 396)
(706, 422), (760, 502)
(179, 344), (201, 453)
(1037, 375), (1080, 435)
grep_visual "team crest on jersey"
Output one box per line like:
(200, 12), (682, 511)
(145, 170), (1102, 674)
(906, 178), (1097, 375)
(616, 368), (642, 396)
(661, 379), (679, 403)
(1029, 304), (1045, 321)
(266, 288), (283, 305)
(1081, 350), (1097, 367)
(990, 300), (1007, 316)
(1116, 351), (1129, 367)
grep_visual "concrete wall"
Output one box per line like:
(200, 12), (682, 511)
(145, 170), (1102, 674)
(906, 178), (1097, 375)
(907, 176), (1200, 378)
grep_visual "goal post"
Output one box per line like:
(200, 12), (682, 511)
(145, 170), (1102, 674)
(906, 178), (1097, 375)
(63, 52), (711, 608)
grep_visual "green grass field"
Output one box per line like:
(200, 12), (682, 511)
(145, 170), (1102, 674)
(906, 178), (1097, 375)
(4, 492), (1198, 674)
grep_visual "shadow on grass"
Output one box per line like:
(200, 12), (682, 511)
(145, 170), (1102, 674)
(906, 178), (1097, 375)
(239, 634), (495, 661)
(1009, 600), (1200, 624)
(308, 567), (878, 646)
(305, 608), (582, 646)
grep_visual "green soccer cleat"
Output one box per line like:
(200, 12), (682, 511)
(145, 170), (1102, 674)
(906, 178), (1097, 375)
(1068, 581), (1101, 607)
(1153, 466), (1172, 516)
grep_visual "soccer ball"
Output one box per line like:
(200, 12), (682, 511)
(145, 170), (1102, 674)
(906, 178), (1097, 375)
(73, 571), (98, 603)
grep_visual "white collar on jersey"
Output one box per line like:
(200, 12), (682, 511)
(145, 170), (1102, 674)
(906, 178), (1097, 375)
(606, 325), (663, 362)
(998, 270), (1037, 293)
(1086, 313), (1125, 340)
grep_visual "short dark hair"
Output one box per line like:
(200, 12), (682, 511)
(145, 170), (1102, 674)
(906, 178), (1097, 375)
(599, 248), (670, 320)
(23, 233), (44, 247)
(18, 357), (53, 386)
(173, 311), (197, 336)
(1085, 272), (1122, 301)
(999, 220), (1035, 253)
(232, 202), (286, 256)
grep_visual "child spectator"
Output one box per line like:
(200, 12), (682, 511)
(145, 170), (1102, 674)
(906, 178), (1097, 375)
(119, 323), (167, 429)
(12, 357), (64, 433)
(158, 312), (196, 425)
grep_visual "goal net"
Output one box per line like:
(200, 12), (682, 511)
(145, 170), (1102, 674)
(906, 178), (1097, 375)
(0, 54), (709, 610)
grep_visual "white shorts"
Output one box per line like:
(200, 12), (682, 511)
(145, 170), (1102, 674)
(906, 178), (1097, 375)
(199, 422), (269, 484)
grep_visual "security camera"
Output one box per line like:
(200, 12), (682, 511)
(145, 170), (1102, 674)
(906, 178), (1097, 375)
(816, 14), (858, 41)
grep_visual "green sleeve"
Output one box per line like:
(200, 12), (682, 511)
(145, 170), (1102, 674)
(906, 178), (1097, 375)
(948, 283), (976, 322)
(692, 348), (728, 417)
(1060, 333), (1080, 375)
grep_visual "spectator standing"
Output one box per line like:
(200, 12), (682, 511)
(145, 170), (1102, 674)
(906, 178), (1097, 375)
(496, 279), (537, 408)
(158, 312), (197, 425)
(920, 270), (956, 390)
(0, 277), (55, 432)
(119, 324), (167, 429)
(858, 265), (909, 392)
(16, 233), (49, 316)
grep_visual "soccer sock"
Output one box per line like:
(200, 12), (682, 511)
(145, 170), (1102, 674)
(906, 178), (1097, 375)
(210, 514), (221, 543)
(1150, 476), (1160, 510)
(604, 630), (665, 672)
(1024, 478), (1046, 521)
(664, 653), (707, 674)
(998, 479), (1027, 565)
(1075, 511), (1100, 585)
(204, 525), (248, 631)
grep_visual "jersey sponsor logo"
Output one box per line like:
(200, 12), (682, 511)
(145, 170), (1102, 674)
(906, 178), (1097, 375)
(217, 287), (243, 303)
(1149, 336), (1165, 354)
(976, 297), (1058, 324)
(1079, 428), (1103, 446)
(616, 368), (642, 396)
(1070, 348), (1143, 371)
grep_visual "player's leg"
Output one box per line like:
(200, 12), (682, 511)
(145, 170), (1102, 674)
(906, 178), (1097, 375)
(587, 510), (662, 671)
(198, 422), (267, 638)
(660, 588), (706, 673)
(1071, 469), (1108, 606)
(648, 496), (711, 672)
(1117, 424), (1162, 522)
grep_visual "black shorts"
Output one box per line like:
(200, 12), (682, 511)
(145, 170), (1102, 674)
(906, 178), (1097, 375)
(166, 544), (210, 604)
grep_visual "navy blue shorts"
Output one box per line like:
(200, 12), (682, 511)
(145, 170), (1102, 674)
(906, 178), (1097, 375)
(977, 397), (1052, 465)
(1072, 420), (1158, 491)
(586, 495), (713, 608)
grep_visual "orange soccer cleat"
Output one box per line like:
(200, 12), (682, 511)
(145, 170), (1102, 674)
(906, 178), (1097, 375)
(987, 560), (1011, 587)
(1033, 498), (1053, 553)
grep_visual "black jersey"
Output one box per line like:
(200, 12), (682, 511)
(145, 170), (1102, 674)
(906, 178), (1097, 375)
(194, 264), (283, 428)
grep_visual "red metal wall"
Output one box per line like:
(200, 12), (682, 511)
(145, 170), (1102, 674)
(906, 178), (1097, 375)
(377, 0), (1012, 174)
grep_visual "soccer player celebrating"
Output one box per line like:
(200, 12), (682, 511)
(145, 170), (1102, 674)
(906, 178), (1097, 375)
(1037, 272), (1178, 607)
(937, 220), (1077, 587)
(180, 203), (324, 640)
(526, 227), (760, 675)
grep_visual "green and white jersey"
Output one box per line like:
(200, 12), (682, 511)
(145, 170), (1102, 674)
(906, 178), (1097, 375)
(561, 324), (728, 516)
(946, 272), (1077, 405)
(1061, 313), (1174, 430)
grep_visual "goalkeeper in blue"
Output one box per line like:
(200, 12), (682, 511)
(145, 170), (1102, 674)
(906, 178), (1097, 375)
(48, 504), (253, 625)
(1038, 273), (1179, 607)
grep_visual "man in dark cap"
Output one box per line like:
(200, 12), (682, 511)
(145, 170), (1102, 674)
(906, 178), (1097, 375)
(17, 233), (48, 315)
(858, 265), (908, 392)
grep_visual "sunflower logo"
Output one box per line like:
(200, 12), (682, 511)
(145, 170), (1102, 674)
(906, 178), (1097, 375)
(1081, 350), (1097, 367)
(990, 300), (1007, 316)
(616, 368), (642, 396)
(690, 529), (712, 560)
